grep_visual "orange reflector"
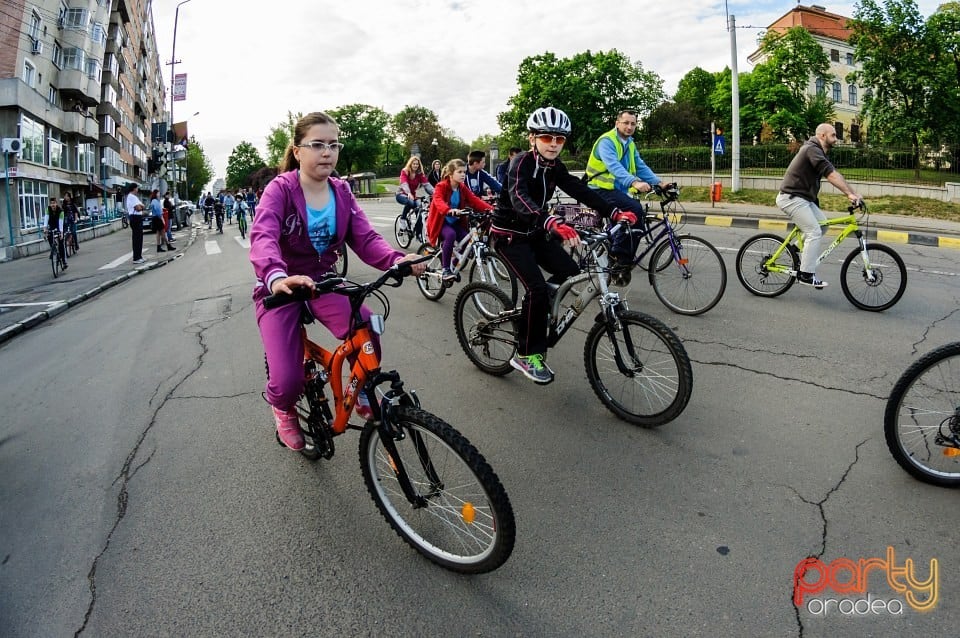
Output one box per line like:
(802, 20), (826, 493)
(678, 258), (689, 266)
(387, 454), (399, 473)
(943, 448), (960, 457)
(461, 502), (476, 524)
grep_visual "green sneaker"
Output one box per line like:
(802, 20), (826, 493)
(510, 353), (555, 384)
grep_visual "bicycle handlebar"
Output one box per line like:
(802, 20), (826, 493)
(847, 199), (867, 214)
(262, 255), (433, 310)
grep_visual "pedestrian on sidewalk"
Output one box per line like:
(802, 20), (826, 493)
(776, 122), (862, 289)
(124, 184), (146, 264)
(163, 194), (177, 244)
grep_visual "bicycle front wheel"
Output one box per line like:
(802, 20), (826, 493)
(884, 342), (960, 487)
(735, 233), (797, 297)
(648, 234), (726, 315)
(333, 248), (348, 277)
(359, 406), (516, 573)
(394, 214), (412, 249)
(584, 310), (692, 427)
(415, 243), (446, 301)
(840, 243), (906, 311)
(51, 248), (60, 278)
(468, 254), (518, 306)
(454, 282), (517, 376)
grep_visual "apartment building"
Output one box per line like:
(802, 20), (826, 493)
(0, 0), (166, 258)
(748, 4), (867, 143)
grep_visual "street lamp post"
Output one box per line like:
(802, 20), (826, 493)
(431, 137), (438, 163)
(168, 0), (193, 206)
(489, 142), (499, 178)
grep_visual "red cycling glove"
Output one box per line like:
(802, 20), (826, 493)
(544, 215), (579, 242)
(611, 209), (637, 226)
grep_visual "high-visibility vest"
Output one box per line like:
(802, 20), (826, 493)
(585, 129), (637, 190)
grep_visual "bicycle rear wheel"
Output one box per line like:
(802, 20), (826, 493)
(735, 233), (797, 297)
(454, 282), (517, 376)
(65, 234), (77, 257)
(51, 247), (60, 278)
(584, 310), (692, 427)
(884, 342), (960, 487)
(468, 254), (518, 306)
(840, 243), (906, 311)
(415, 243), (446, 301)
(359, 406), (515, 573)
(394, 213), (412, 249)
(648, 234), (726, 315)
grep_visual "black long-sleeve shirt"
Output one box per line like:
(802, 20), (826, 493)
(492, 150), (616, 235)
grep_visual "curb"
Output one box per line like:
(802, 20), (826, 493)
(0, 225), (200, 347)
(679, 213), (960, 249)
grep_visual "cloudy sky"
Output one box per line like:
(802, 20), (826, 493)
(150, 0), (942, 182)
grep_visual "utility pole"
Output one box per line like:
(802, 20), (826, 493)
(167, 0), (193, 203)
(729, 13), (741, 192)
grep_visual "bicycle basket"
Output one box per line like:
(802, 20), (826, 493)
(554, 203), (602, 230)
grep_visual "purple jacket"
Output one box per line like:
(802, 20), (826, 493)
(250, 171), (403, 298)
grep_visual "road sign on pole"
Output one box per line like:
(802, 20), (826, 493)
(714, 135), (726, 155)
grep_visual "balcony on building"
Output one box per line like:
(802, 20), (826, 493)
(58, 69), (100, 106)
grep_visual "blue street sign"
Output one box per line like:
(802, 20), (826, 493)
(714, 135), (726, 155)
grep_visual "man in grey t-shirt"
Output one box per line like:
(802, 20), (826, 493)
(776, 123), (862, 289)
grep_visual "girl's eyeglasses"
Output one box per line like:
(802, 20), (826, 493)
(297, 141), (344, 152)
(535, 134), (566, 145)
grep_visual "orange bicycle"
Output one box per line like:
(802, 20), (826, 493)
(263, 260), (515, 573)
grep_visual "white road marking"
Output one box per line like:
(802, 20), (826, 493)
(235, 236), (250, 249)
(99, 252), (134, 269)
(205, 240), (221, 255)
(0, 301), (65, 308)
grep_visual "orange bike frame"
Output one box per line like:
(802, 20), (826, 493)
(301, 323), (381, 435)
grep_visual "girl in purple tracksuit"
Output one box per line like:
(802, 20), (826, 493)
(250, 111), (424, 451)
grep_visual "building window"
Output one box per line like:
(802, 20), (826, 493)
(830, 49), (840, 62)
(64, 8), (89, 30)
(48, 85), (59, 106)
(86, 59), (102, 81)
(52, 41), (63, 68)
(851, 124), (861, 143)
(29, 10), (41, 40)
(49, 131), (64, 169)
(105, 53), (118, 75)
(834, 122), (844, 140)
(848, 85), (858, 106)
(103, 115), (116, 137)
(832, 82), (842, 103)
(18, 180), (49, 231)
(846, 52), (854, 65)
(23, 60), (36, 88)
(78, 143), (95, 174)
(816, 77), (826, 96)
(63, 47), (84, 71)
(20, 115), (45, 163)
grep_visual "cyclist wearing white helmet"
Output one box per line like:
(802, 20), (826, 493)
(490, 106), (631, 385)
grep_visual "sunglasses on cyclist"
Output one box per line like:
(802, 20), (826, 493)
(535, 134), (567, 145)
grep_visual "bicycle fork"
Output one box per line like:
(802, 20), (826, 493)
(371, 371), (436, 509)
(600, 304), (643, 377)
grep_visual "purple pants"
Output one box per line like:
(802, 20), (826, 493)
(255, 292), (376, 410)
(440, 223), (468, 269)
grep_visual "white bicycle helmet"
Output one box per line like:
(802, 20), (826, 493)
(526, 107), (572, 135)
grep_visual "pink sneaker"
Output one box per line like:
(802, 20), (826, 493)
(355, 393), (374, 421)
(272, 406), (304, 450)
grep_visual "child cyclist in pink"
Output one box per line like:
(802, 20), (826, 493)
(250, 111), (426, 451)
(426, 159), (494, 282)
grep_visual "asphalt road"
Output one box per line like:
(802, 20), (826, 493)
(0, 201), (957, 637)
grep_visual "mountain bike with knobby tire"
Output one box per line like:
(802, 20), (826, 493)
(453, 223), (693, 427)
(262, 258), (515, 573)
(415, 209), (517, 303)
(884, 342), (960, 487)
(735, 201), (907, 311)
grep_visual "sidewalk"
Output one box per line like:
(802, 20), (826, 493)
(0, 222), (201, 345)
(678, 201), (960, 249)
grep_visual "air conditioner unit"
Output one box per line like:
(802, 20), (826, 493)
(31, 39), (42, 55)
(1, 138), (23, 154)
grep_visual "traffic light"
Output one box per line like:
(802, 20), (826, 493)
(700, 129), (711, 145)
(147, 147), (164, 174)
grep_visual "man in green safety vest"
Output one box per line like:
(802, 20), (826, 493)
(584, 110), (662, 285)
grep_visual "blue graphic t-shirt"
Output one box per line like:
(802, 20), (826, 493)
(445, 189), (461, 225)
(307, 198), (337, 256)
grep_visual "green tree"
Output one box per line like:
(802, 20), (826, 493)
(848, 0), (933, 151)
(182, 136), (213, 202)
(328, 104), (391, 174)
(922, 2), (960, 150)
(226, 141), (266, 190)
(498, 49), (665, 157)
(674, 67), (717, 119)
(640, 101), (705, 146)
(392, 106), (444, 164)
(264, 111), (302, 167)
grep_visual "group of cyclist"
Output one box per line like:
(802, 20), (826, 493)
(251, 106), (860, 450)
(202, 188), (256, 233)
(44, 192), (82, 270)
